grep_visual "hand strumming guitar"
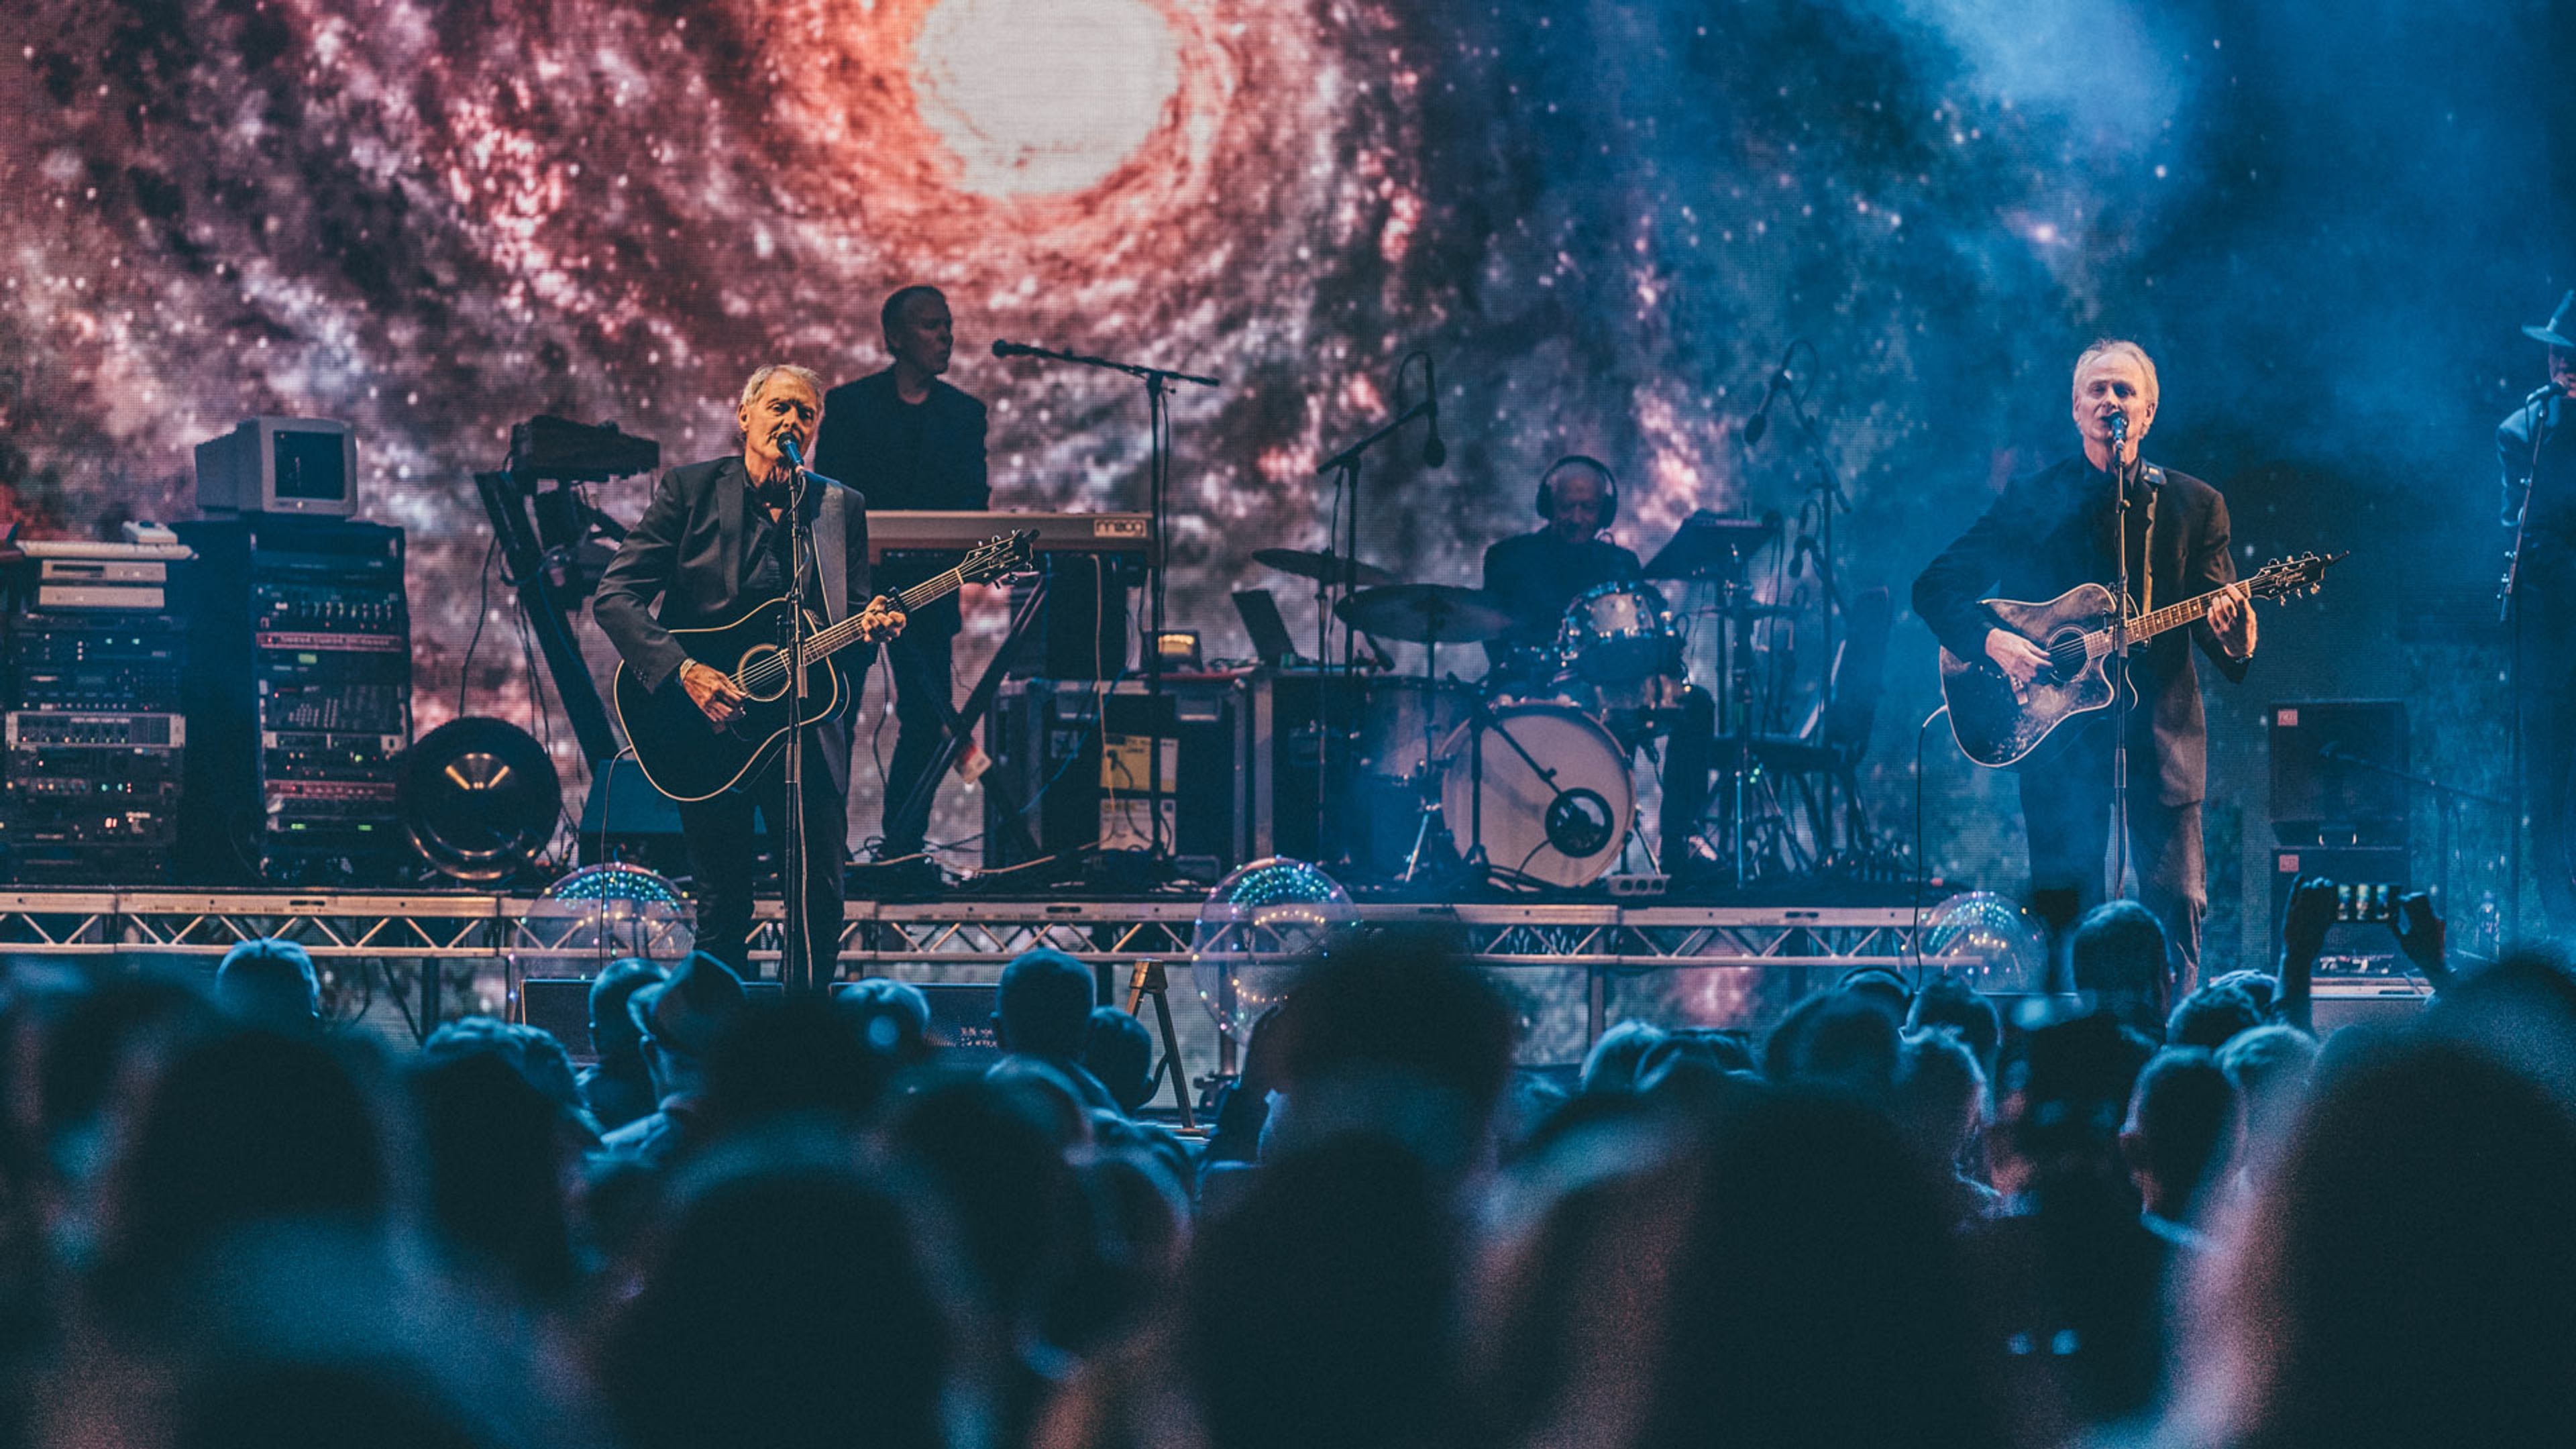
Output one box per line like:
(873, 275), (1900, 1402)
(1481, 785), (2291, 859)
(1985, 628), (2049, 688)
(679, 659), (750, 731)
(854, 594), (908, 644)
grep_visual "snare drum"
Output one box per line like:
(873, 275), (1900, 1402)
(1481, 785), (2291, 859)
(1436, 702), (1636, 888)
(1557, 580), (1680, 684)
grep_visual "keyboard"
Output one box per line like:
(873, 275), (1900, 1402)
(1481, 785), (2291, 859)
(866, 511), (1152, 560)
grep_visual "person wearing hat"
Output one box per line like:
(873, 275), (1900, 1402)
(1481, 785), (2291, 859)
(2502, 290), (2576, 922)
(214, 936), (323, 1031)
(598, 951), (749, 1166)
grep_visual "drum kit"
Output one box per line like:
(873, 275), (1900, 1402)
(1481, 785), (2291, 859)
(1254, 512), (1845, 892)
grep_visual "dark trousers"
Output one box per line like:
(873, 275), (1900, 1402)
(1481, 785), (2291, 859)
(2018, 722), (2206, 999)
(2520, 564), (2576, 925)
(678, 730), (849, 984)
(1658, 686), (1719, 867)
(879, 623), (957, 859)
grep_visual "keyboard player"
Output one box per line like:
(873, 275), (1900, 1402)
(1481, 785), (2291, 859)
(812, 284), (989, 888)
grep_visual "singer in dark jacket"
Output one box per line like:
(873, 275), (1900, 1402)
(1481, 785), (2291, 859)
(594, 364), (903, 982)
(811, 285), (989, 877)
(2500, 292), (2576, 922)
(1913, 341), (2253, 994)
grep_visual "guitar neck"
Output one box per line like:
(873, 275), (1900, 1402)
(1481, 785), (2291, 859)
(2097, 579), (2252, 648)
(800, 566), (967, 663)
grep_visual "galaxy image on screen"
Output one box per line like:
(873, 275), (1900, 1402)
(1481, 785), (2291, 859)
(3, 0), (2573, 983)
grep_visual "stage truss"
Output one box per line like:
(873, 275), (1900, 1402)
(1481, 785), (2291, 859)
(0, 890), (1936, 1042)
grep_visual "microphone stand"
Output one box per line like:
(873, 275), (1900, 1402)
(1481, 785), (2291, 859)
(780, 454), (818, 994)
(2106, 419), (2139, 941)
(1313, 389), (1438, 867)
(2500, 384), (2551, 938)
(994, 343), (1217, 871)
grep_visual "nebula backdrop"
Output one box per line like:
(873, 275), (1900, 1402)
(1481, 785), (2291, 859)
(3, 0), (2573, 969)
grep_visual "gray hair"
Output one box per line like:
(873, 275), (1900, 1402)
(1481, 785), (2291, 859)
(739, 363), (825, 410)
(2072, 337), (2159, 412)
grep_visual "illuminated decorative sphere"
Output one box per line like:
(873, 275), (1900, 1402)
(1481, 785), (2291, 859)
(521, 863), (697, 971)
(1921, 890), (2049, 994)
(1189, 857), (1357, 1041)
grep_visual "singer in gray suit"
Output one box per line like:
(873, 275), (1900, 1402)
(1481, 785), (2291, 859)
(595, 363), (906, 980)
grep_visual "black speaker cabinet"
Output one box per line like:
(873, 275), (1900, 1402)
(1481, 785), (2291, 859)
(2269, 700), (2406, 846)
(2269, 845), (2408, 974)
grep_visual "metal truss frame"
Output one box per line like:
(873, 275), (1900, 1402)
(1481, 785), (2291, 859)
(0, 892), (1931, 969)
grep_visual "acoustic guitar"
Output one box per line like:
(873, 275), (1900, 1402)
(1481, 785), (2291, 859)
(614, 530), (1034, 801)
(1938, 551), (2342, 768)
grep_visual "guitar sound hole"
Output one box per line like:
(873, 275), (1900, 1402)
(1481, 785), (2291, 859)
(737, 647), (791, 702)
(2043, 631), (2088, 684)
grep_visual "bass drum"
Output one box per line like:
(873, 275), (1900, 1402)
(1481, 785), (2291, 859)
(1437, 702), (1635, 888)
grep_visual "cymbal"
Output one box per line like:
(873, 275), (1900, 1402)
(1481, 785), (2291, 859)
(1334, 584), (1513, 644)
(1252, 547), (1395, 587)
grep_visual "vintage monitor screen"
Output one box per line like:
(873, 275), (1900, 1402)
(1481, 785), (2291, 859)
(273, 427), (350, 503)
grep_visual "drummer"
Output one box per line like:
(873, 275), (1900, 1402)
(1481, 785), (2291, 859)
(1481, 456), (1642, 690)
(1481, 455), (1717, 879)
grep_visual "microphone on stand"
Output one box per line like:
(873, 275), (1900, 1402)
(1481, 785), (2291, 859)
(1422, 354), (1447, 468)
(778, 435), (811, 472)
(1741, 369), (1790, 445)
(991, 339), (1042, 359)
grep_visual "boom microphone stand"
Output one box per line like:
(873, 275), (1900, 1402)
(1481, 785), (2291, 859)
(777, 439), (820, 994)
(2106, 413), (2139, 910)
(991, 341), (1218, 869)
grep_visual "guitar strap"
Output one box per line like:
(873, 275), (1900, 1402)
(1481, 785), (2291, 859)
(2137, 464), (2164, 614)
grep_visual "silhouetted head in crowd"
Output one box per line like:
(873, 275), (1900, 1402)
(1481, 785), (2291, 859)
(1183, 1132), (1464, 1449)
(2070, 900), (2169, 1026)
(2198, 1036), (2576, 1446)
(31, 968), (215, 1193)
(2166, 980), (2263, 1051)
(1578, 1019), (1665, 1094)
(879, 1072), (1085, 1338)
(215, 938), (321, 1031)
(1642, 1088), (2008, 1446)
(705, 994), (897, 1130)
(587, 957), (664, 1065)
(421, 1016), (588, 1125)
(1894, 1027), (1987, 1179)
(1265, 928), (1517, 1173)
(1081, 1006), (1158, 1115)
(597, 1130), (963, 1449)
(1909, 976), (2002, 1077)
(1836, 966), (1912, 1020)
(2218, 1022), (2318, 1181)
(94, 1027), (388, 1315)
(2206, 967), (2278, 1016)
(837, 976), (932, 1063)
(411, 1049), (578, 1302)
(2120, 1047), (2235, 1229)
(1992, 1009), (2153, 1195)
(629, 952), (746, 1104)
(2421, 945), (2576, 1113)
(1766, 989), (1900, 1102)
(996, 947), (1094, 1060)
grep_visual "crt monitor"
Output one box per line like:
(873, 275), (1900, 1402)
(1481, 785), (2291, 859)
(193, 417), (356, 515)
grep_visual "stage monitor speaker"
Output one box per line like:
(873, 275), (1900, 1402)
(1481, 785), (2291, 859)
(2269, 700), (2406, 845)
(577, 757), (765, 872)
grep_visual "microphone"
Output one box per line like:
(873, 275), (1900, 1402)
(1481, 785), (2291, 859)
(778, 435), (810, 472)
(1422, 354), (1447, 469)
(2530, 381), (2561, 407)
(2107, 411), (2129, 442)
(1741, 370), (1788, 445)
(991, 339), (1041, 359)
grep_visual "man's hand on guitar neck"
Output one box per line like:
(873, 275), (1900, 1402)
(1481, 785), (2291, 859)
(678, 659), (750, 731)
(1984, 629), (2049, 690)
(2206, 584), (2257, 661)
(854, 594), (908, 645)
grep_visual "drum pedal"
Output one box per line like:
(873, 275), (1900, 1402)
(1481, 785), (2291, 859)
(1607, 872), (1669, 899)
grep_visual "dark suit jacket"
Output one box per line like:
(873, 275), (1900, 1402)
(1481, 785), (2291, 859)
(812, 370), (989, 636)
(1912, 453), (2247, 806)
(594, 455), (872, 795)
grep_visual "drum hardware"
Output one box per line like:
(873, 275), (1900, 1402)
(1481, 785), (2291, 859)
(1434, 699), (1639, 890)
(1252, 547), (1395, 588)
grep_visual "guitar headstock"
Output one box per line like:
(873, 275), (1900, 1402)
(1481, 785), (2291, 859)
(2249, 550), (2346, 602)
(960, 529), (1038, 584)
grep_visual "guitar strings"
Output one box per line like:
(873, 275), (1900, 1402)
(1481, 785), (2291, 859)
(726, 553), (988, 694)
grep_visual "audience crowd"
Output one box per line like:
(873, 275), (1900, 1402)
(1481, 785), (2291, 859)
(0, 875), (2559, 1448)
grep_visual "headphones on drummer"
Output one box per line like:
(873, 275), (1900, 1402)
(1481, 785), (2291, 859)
(1535, 455), (1620, 530)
